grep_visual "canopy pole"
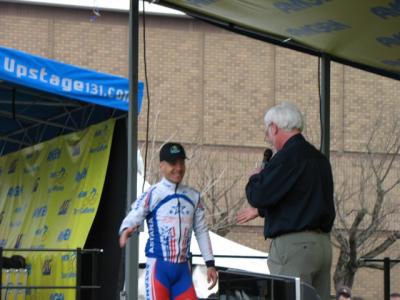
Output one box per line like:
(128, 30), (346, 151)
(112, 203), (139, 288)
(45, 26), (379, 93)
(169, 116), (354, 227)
(320, 53), (331, 159)
(125, 0), (139, 299)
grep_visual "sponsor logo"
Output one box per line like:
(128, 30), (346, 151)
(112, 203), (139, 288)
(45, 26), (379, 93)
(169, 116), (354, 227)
(58, 199), (71, 215)
(47, 148), (61, 161)
(89, 143), (107, 153)
(25, 150), (40, 160)
(32, 177), (40, 192)
(7, 185), (23, 197)
(50, 167), (66, 180)
(33, 206), (47, 218)
(34, 225), (49, 241)
(14, 233), (23, 249)
(42, 257), (52, 275)
(75, 168), (87, 182)
(73, 207), (95, 215)
(23, 165), (39, 174)
(8, 159), (18, 174)
(371, 0), (400, 19)
(57, 228), (71, 242)
(48, 185), (64, 193)
(10, 220), (22, 228)
(71, 145), (80, 156)
(50, 293), (64, 300)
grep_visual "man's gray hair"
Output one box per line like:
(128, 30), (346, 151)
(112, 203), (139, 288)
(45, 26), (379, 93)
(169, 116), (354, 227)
(264, 102), (304, 131)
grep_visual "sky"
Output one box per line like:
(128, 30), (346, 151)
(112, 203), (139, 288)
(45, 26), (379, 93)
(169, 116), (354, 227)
(2, 0), (185, 15)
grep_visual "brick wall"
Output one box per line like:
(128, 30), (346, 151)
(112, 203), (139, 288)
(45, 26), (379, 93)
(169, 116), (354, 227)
(1, 2), (400, 299)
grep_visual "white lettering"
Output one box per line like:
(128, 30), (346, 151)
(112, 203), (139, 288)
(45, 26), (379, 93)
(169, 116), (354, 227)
(29, 68), (38, 79)
(16, 64), (27, 78)
(39, 67), (48, 83)
(61, 78), (72, 91)
(4, 57), (15, 72)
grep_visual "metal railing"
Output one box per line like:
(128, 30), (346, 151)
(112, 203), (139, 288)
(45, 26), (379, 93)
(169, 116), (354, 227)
(0, 247), (103, 300)
(360, 257), (400, 300)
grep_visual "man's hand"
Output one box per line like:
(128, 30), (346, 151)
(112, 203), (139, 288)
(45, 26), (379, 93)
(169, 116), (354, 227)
(119, 225), (140, 248)
(207, 267), (218, 290)
(236, 207), (259, 224)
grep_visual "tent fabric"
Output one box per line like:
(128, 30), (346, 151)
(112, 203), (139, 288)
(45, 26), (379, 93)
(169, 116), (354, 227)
(157, 0), (400, 81)
(0, 46), (143, 111)
(0, 47), (144, 156)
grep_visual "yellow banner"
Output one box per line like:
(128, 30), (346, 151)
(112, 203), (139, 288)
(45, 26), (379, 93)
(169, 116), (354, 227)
(0, 118), (115, 300)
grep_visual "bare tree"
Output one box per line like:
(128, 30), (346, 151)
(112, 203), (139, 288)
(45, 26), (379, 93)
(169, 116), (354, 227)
(185, 146), (246, 236)
(331, 116), (400, 289)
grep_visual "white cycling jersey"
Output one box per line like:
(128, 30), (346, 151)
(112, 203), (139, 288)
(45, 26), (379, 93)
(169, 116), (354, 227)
(119, 177), (214, 264)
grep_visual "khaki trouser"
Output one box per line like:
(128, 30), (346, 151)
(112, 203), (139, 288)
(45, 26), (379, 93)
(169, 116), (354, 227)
(267, 231), (332, 300)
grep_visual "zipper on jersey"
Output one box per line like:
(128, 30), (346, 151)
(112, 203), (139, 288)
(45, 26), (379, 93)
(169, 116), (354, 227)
(175, 183), (182, 263)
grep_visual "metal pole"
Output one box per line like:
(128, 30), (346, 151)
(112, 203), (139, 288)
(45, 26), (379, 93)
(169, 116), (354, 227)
(76, 248), (82, 300)
(91, 252), (98, 300)
(125, 0), (139, 299)
(384, 257), (390, 300)
(0, 247), (3, 300)
(320, 54), (331, 159)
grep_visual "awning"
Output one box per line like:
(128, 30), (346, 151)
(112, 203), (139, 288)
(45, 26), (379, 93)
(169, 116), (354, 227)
(156, 0), (400, 81)
(0, 46), (144, 155)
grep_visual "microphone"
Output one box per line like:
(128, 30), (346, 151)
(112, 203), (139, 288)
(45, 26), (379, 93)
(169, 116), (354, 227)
(261, 148), (273, 169)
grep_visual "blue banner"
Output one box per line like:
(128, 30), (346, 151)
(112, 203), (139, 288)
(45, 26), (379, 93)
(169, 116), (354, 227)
(0, 46), (143, 112)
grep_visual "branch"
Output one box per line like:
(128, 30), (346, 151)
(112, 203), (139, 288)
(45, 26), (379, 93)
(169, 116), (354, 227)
(361, 231), (400, 259)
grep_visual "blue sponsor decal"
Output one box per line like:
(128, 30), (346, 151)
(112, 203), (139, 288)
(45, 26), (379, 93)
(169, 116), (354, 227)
(25, 150), (39, 160)
(33, 206), (47, 218)
(371, 0), (400, 20)
(71, 145), (80, 156)
(57, 228), (71, 241)
(8, 159), (18, 174)
(274, 0), (331, 14)
(50, 293), (64, 300)
(14, 205), (25, 214)
(94, 125), (109, 137)
(61, 272), (77, 279)
(23, 165), (39, 174)
(7, 185), (23, 197)
(42, 258), (52, 275)
(89, 143), (107, 153)
(287, 19), (351, 36)
(32, 177), (40, 192)
(382, 59), (400, 66)
(10, 220), (22, 228)
(376, 32), (400, 47)
(47, 148), (61, 161)
(48, 185), (64, 193)
(75, 168), (87, 182)
(50, 167), (66, 179)
(58, 199), (71, 215)
(78, 191), (87, 198)
(0, 239), (7, 247)
(34, 225), (48, 236)
(14, 233), (23, 248)
(73, 207), (95, 215)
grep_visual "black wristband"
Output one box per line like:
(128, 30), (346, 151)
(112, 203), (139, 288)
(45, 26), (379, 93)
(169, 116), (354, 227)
(206, 260), (215, 268)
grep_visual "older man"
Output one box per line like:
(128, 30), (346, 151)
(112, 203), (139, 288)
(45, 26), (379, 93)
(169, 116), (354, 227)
(237, 102), (335, 300)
